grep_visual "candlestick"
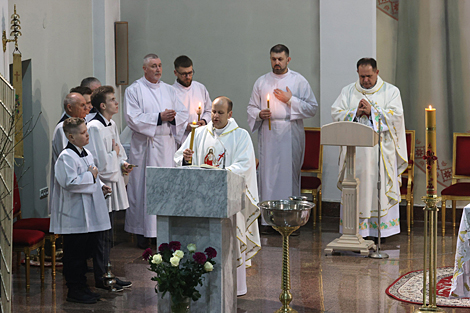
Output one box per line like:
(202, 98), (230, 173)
(267, 94), (271, 131)
(424, 105), (437, 197)
(197, 102), (201, 121)
(188, 120), (197, 165)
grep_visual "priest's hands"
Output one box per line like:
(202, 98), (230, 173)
(357, 99), (371, 117)
(102, 185), (112, 196)
(197, 120), (206, 126)
(183, 149), (194, 162)
(259, 109), (271, 120)
(112, 139), (120, 156)
(274, 86), (292, 105)
(88, 165), (98, 180)
(161, 109), (176, 122)
(121, 162), (134, 175)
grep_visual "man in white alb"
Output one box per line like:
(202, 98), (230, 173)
(331, 58), (407, 239)
(172, 55), (211, 145)
(124, 53), (188, 248)
(247, 44), (318, 234)
(175, 96), (260, 296)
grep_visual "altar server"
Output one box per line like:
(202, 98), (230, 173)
(247, 44), (317, 232)
(175, 96), (260, 296)
(87, 86), (133, 289)
(331, 58), (407, 239)
(80, 77), (102, 122)
(172, 55), (211, 144)
(124, 53), (188, 248)
(50, 117), (111, 304)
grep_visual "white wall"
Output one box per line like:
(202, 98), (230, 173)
(10, 0), (94, 217)
(120, 0), (321, 155)
(0, 0), (11, 78)
(319, 0), (376, 202)
(376, 9), (398, 85)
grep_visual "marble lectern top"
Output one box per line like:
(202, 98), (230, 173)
(146, 167), (245, 219)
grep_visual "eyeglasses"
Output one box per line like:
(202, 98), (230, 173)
(176, 69), (195, 77)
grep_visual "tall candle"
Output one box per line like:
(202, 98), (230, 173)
(425, 105), (437, 196)
(267, 94), (271, 131)
(197, 102), (201, 121)
(188, 120), (197, 165)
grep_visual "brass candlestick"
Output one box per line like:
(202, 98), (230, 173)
(259, 197), (313, 313)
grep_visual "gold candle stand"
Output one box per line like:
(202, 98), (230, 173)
(272, 225), (299, 313)
(414, 196), (443, 313)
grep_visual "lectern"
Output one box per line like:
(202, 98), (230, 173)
(146, 167), (245, 313)
(321, 121), (378, 256)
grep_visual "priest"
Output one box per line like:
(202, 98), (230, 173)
(247, 44), (317, 233)
(175, 96), (261, 296)
(331, 58), (407, 239)
(124, 53), (188, 248)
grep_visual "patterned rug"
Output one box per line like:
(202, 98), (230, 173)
(386, 267), (470, 308)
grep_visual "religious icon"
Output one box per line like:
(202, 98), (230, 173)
(204, 147), (218, 167)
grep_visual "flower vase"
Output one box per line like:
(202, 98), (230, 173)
(170, 296), (191, 313)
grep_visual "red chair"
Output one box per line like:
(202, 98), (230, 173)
(400, 130), (415, 235)
(441, 133), (470, 235)
(12, 174), (61, 279)
(300, 127), (323, 227)
(13, 229), (45, 290)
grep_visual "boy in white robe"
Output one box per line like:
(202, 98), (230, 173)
(87, 86), (133, 290)
(175, 96), (261, 296)
(50, 117), (111, 304)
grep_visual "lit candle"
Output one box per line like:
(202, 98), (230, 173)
(425, 105), (437, 196)
(188, 120), (197, 165)
(197, 102), (201, 121)
(267, 94), (271, 131)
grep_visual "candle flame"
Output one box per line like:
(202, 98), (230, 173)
(267, 94), (269, 101)
(198, 102), (201, 108)
(192, 120), (197, 125)
(428, 105), (432, 109)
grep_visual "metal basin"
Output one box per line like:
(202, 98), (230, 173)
(258, 198), (314, 228)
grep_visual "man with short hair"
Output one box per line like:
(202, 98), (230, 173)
(247, 44), (318, 234)
(331, 58), (407, 239)
(172, 55), (211, 144)
(175, 96), (260, 297)
(124, 53), (188, 248)
(80, 77), (102, 122)
(49, 93), (89, 212)
(70, 86), (94, 123)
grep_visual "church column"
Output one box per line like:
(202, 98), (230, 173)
(319, 0), (376, 202)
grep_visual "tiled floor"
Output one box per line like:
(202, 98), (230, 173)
(10, 211), (468, 313)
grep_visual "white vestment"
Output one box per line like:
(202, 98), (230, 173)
(331, 76), (407, 237)
(247, 69), (317, 224)
(174, 118), (261, 296)
(48, 118), (69, 213)
(50, 147), (111, 234)
(172, 80), (211, 143)
(87, 114), (129, 212)
(124, 76), (188, 237)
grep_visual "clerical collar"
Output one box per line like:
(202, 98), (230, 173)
(270, 68), (290, 79)
(92, 112), (112, 127)
(355, 76), (384, 95)
(65, 141), (87, 157)
(58, 113), (71, 124)
(214, 120), (231, 136)
(142, 76), (161, 89)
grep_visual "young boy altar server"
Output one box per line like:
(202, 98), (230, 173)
(87, 86), (133, 289)
(50, 117), (112, 304)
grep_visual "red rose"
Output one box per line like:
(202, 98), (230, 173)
(193, 252), (207, 265)
(205, 247), (217, 259)
(169, 241), (181, 251)
(158, 243), (170, 252)
(142, 248), (153, 261)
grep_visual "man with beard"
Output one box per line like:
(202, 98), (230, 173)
(247, 44), (318, 234)
(172, 55), (211, 145)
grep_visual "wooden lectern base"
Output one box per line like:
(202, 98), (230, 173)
(324, 234), (376, 256)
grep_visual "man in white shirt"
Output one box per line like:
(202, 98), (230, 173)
(124, 53), (188, 249)
(247, 44), (318, 234)
(172, 55), (211, 145)
(80, 77), (102, 122)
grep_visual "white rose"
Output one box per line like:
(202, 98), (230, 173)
(170, 256), (180, 267)
(173, 250), (184, 259)
(204, 261), (213, 272)
(151, 254), (162, 265)
(187, 243), (197, 253)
